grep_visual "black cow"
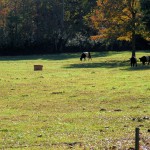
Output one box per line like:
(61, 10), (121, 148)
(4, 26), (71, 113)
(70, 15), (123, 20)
(130, 56), (137, 67)
(139, 56), (150, 65)
(80, 52), (92, 61)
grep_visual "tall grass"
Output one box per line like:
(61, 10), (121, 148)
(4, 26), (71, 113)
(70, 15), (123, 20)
(0, 51), (149, 149)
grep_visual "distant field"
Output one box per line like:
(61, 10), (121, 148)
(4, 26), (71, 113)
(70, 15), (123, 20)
(0, 51), (150, 149)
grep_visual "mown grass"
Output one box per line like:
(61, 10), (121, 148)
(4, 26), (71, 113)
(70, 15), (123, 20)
(0, 51), (150, 149)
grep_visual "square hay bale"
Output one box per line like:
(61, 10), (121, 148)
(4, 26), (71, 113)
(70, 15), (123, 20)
(34, 65), (43, 71)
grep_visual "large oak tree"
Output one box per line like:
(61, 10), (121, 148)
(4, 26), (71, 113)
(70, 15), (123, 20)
(89, 0), (145, 56)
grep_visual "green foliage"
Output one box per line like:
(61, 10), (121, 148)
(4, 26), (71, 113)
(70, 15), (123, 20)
(141, 0), (150, 30)
(0, 0), (97, 53)
(0, 0), (149, 54)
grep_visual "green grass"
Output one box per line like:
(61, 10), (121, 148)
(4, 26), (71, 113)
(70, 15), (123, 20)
(0, 51), (150, 149)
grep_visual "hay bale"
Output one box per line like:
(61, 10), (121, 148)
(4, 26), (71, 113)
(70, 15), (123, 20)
(34, 65), (43, 71)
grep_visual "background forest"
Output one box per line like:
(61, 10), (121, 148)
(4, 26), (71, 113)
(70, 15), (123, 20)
(0, 0), (150, 55)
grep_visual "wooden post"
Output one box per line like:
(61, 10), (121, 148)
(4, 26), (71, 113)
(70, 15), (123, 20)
(135, 128), (140, 150)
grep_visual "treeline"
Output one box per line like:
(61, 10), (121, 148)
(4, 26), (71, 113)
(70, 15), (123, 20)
(0, 0), (150, 55)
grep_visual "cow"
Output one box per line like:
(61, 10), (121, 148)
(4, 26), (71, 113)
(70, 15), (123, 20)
(139, 56), (150, 65)
(130, 56), (137, 67)
(80, 52), (92, 61)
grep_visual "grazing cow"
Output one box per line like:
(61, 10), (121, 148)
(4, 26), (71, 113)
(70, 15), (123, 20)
(139, 56), (150, 65)
(130, 56), (137, 67)
(80, 52), (92, 61)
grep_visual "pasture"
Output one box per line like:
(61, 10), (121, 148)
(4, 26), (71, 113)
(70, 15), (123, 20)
(0, 51), (150, 149)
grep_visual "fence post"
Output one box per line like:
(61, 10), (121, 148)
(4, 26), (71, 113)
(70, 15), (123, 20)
(135, 128), (140, 150)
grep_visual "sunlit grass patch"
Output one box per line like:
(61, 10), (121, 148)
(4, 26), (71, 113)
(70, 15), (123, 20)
(0, 51), (150, 149)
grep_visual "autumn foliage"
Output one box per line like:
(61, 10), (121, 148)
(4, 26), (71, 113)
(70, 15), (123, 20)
(89, 0), (143, 42)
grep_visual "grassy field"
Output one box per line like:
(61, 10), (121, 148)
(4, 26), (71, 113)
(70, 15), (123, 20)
(0, 51), (150, 150)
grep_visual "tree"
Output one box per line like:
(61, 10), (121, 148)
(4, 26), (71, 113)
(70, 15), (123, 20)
(0, 0), (10, 48)
(89, 0), (144, 56)
(0, 0), (97, 54)
(64, 0), (97, 50)
(141, 0), (150, 30)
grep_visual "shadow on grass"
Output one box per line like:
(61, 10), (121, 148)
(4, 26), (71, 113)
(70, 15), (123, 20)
(0, 52), (118, 61)
(0, 53), (79, 61)
(64, 60), (150, 71)
(121, 65), (150, 71)
(64, 60), (129, 69)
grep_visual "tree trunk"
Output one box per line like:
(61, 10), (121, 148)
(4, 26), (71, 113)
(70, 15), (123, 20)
(131, 0), (136, 57)
(132, 30), (136, 57)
